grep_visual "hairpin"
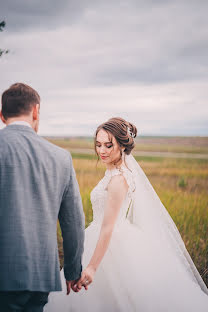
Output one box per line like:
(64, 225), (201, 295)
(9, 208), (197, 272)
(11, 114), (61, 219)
(127, 126), (136, 138)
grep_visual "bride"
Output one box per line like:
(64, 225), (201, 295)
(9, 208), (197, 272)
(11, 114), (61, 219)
(45, 117), (208, 311)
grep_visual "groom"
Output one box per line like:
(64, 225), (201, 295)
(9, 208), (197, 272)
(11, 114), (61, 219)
(0, 83), (85, 311)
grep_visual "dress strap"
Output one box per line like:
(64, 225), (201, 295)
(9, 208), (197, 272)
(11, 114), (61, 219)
(104, 166), (136, 198)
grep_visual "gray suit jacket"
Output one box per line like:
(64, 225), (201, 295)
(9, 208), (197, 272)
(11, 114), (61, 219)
(0, 125), (85, 292)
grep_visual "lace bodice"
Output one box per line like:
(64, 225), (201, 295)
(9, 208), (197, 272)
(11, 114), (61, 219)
(90, 166), (135, 226)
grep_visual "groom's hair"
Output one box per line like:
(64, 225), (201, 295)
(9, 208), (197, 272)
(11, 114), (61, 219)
(1, 83), (40, 120)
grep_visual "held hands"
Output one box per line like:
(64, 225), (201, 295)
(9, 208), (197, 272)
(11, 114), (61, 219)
(76, 266), (95, 291)
(66, 280), (75, 295)
(66, 266), (95, 294)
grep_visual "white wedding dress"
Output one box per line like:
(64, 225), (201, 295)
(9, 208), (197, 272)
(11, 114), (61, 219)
(45, 155), (208, 312)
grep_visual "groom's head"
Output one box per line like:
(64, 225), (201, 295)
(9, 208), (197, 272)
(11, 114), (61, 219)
(0, 83), (40, 132)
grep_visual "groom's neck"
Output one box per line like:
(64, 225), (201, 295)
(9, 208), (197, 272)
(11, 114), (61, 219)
(5, 116), (33, 126)
(3, 115), (39, 133)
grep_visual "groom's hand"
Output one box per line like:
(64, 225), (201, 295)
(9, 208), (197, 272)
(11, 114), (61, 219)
(66, 280), (79, 295)
(71, 279), (82, 293)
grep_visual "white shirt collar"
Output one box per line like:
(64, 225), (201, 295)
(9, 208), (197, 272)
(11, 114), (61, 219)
(8, 121), (32, 128)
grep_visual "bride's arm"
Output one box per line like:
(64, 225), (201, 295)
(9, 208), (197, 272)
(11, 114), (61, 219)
(75, 174), (128, 290)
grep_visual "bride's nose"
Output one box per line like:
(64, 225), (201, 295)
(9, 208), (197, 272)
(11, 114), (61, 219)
(100, 145), (106, 154)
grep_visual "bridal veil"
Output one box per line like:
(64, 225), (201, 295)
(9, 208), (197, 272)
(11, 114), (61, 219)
(125, 154), (208, 296)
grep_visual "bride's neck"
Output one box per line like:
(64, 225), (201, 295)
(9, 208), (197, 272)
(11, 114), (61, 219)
(106, 158), (124, 170)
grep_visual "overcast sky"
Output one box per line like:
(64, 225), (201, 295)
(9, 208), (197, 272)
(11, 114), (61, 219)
(1, 0), (208, 136)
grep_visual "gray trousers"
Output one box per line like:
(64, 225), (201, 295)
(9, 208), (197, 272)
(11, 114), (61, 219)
(0, 291), (49, 312)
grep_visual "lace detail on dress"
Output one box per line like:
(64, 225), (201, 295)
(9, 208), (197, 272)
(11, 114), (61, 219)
(104, 166), (136, 197)
(90, 166), (135, 225)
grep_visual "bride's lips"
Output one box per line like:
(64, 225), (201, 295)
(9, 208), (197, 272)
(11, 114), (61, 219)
(100, 155), (108, 160)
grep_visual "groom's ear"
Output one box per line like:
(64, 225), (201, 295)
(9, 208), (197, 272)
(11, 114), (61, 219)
(32, 104), (40, 121)
(0, 111), (6, 124)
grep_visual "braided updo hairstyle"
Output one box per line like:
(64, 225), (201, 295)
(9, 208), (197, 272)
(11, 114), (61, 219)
(94, 117), (137, 155)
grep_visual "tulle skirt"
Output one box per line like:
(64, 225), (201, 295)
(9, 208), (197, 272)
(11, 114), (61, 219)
(45, 219), (208, 312)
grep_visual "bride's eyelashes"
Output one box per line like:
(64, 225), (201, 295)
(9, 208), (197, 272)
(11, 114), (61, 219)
(96, 143), (113, 149)
(106, 144), (113, 149)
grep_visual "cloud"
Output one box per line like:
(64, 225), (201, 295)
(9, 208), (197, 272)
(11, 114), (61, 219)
(1, 0), (90, 31)
(0, 0), (208, 135)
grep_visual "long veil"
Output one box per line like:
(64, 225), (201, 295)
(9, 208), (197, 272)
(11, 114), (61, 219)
(125, 154), (208, 295)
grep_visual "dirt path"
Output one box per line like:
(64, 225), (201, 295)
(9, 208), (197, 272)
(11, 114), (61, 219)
(69, 148), (208, 159)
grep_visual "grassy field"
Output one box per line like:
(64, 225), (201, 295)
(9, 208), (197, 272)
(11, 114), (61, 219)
(53, 137), (208, 287)
(47, 136), (208, 154)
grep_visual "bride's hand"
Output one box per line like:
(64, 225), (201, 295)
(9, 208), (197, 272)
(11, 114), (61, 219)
(76, 266), (96, 291)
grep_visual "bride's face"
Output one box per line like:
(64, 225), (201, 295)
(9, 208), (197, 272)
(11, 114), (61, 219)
(96, 129), (121, 166)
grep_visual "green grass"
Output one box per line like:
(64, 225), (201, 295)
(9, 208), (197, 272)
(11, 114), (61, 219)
(71, 152), (97, 160)
(71, 152), (208, 166)
(156, 189), (208, 283)
(46, 136), (208, 154)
